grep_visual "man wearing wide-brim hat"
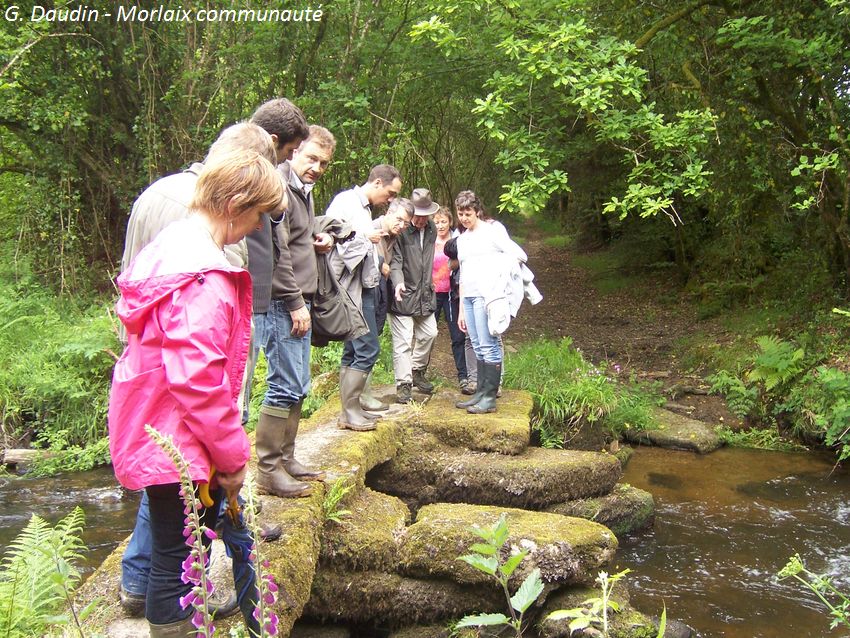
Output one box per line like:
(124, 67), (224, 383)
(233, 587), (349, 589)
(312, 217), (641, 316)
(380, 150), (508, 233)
(388, 188), (440, 403)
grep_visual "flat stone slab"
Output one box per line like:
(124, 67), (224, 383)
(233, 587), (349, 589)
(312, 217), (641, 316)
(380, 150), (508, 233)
(399, 503), (617, 588)
(418, 388), (532, 455)
(546, 484), (655, 537)
(293, 395), (410, 487)
(305, 568), (504, 627)
(369, 430), (622, 508)
(320, 487), (411, 572)
(291, 621), (352, 638)
(622, 407), (723, 454)
(538, 581), (658, 638)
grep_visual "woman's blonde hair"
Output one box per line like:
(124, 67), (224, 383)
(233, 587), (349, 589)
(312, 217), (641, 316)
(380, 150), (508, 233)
(191, 149), (283, 219)
(433, 205), (455, 230)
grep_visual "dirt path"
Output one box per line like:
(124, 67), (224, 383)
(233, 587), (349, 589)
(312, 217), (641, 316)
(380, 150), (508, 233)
(429, 233), (741, 427)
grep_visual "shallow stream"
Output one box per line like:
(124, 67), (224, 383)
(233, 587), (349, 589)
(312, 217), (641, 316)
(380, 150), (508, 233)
(1, 447), (849, 637)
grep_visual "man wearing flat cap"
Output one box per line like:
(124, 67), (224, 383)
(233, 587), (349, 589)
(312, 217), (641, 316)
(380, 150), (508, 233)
(389, 188), (440, 403)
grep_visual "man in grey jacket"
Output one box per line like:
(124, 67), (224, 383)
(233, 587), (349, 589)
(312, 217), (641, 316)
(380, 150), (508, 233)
(250, 125), (337, 498)
(389, 188), (440, 403)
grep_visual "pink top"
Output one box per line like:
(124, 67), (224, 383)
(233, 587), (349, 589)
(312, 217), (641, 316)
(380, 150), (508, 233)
(432, 236), (451, 293)
(108, 218), (252, 490)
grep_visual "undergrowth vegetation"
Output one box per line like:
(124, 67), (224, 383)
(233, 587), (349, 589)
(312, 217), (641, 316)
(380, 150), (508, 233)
(503, 338), (662, 447)
(0, 254), (117, 474)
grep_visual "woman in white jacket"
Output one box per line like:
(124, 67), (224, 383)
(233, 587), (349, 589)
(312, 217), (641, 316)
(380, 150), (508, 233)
(454, 190), (527, 414)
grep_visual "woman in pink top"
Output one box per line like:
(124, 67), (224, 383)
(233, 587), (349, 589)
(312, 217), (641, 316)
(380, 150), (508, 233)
(432, 206), (468, 389)
(108, 149), (283, 636)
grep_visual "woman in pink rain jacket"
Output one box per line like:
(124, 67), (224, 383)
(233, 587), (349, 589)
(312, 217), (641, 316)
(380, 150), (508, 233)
(108, 148), (283, 637)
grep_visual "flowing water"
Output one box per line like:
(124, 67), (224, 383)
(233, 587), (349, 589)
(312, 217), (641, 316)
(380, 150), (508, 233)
(618, 446), (850, 638)
(1, 448), (849, 637)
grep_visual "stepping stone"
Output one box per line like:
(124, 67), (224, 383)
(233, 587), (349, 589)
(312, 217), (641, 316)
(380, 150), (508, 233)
(369, 430), (622, 509)
(290, 396), (410, 487)
(622, 407), (722, 454)
(538, 581), (658, 638)
(320, 488), (411, 572)
(399, 502), (618, 589)
(418, 388), (533, 455)
(546, 484), (655, 537)
(305, 568), (504, 627)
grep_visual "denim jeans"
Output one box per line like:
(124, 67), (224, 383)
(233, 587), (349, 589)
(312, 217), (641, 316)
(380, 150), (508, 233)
(256, 299), (312, 409)
(341, 286), (380, 372)
(435, 291), (467, 380)
(144, 483), (222, 625)
(122, 490), (259, 633)
(462, 296), (502, 364)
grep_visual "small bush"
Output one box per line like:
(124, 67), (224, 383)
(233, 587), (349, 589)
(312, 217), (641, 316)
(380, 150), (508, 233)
(504, 338), (659, 446)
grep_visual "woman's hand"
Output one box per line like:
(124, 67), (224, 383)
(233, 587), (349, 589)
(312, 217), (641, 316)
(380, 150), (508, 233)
(458, 311), (467, 333)
(216, 464), (247, 496)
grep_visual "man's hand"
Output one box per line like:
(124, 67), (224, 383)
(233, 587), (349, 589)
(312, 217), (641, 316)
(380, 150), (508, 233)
(381, 262), (391, 278)
(365, 229), (385, 244)
(313, 232), (333, 254)
(290, 305), (311, 337)
(216, 464), (247, 496)
(395, 282), (406, 302)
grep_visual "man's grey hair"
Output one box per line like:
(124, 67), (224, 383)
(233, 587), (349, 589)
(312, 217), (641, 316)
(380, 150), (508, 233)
(388, 197), (414, 218)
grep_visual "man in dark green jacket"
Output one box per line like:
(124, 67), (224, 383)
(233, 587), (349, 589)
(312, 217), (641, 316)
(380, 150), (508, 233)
(389, 188), (440, 403)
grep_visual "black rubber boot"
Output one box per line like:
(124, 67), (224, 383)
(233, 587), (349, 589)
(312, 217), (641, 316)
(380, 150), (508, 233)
(456, 360), (485, 408)
(467, 362), (501, 414)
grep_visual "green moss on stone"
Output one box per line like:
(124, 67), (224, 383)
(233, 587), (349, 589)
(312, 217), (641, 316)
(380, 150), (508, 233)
(419, 389), (532, 455)
(400, 503), (617, 588)
(370, 431), (622, 509)
(321, 487), (411, 572)
(539, 582), (658, 638)
(305, 568), (503, 627)
(623, 408), (722, 454)
(546, 484), (655, 537)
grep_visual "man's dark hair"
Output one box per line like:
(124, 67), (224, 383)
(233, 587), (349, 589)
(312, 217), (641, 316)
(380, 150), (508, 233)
(250, 98), (309, 147)
(367, 164), (401, 185)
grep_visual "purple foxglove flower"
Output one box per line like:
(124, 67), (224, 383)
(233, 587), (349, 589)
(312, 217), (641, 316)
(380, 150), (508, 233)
(203, 527), (218, 540)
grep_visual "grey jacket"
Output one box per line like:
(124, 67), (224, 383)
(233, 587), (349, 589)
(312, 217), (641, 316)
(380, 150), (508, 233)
(389, 221), (437, 317)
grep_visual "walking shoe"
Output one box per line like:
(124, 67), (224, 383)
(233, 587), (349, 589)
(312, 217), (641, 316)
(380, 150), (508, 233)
(459, 378), (474, 395)
(396, 382), (413, 404)
(119, 585), (145, 617)
(412, 368), (434, 394)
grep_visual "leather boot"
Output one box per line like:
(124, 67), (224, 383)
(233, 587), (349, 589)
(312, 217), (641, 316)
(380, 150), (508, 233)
(360, 371), (389, 412)
(456, 359), (485, 408)
(412, 368), (434, 394)
(338, 367), (379, 431)
(282, 401), (325, 481)
(255, 406), (311, 497)
(467, 362), (501, 414)
(396, 382), (412, 404)
(148, 616), (195, 638)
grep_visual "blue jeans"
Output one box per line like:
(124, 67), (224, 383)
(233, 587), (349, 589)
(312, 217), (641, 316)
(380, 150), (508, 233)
(256, 299), (312, 409)
(122, 491), (259, 634)
(436, 291), (467, 380)
(342, 286), (380, 371)
(463, 296), (502, 364)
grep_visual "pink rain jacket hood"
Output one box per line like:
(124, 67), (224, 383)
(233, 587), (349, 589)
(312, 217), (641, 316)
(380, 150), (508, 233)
(109, 218), (252, 490)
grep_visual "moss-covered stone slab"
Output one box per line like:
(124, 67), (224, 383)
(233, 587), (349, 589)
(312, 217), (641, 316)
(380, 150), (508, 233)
(290, 621), (352, 637)
(369, 430), (622, 509)
(321, 487), (411, 572)
(418, 388), (532, 455)
(290, 395), (409, 488)
(388, 626), (504, 638)
(546, 484), (655, 537)
(304, 568), (503, 627)
(399, 503), (617, 589)
(538, 582), (659, 638)
(622, 408), (722, 454)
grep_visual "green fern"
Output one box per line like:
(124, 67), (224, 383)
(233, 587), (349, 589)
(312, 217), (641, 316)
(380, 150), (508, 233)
(747, 336), (805, 392)
(707, 370), (759, 418)
(0, 507), (90, 638)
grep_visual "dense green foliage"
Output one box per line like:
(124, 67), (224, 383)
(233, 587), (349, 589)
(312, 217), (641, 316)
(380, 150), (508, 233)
(0, 507), (92, 638)
(503, 338), (662, 447)
(1, 1), (849, 463)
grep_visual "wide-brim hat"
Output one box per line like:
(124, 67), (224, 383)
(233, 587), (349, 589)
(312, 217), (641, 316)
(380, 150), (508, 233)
(411, 188), (440, 216)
